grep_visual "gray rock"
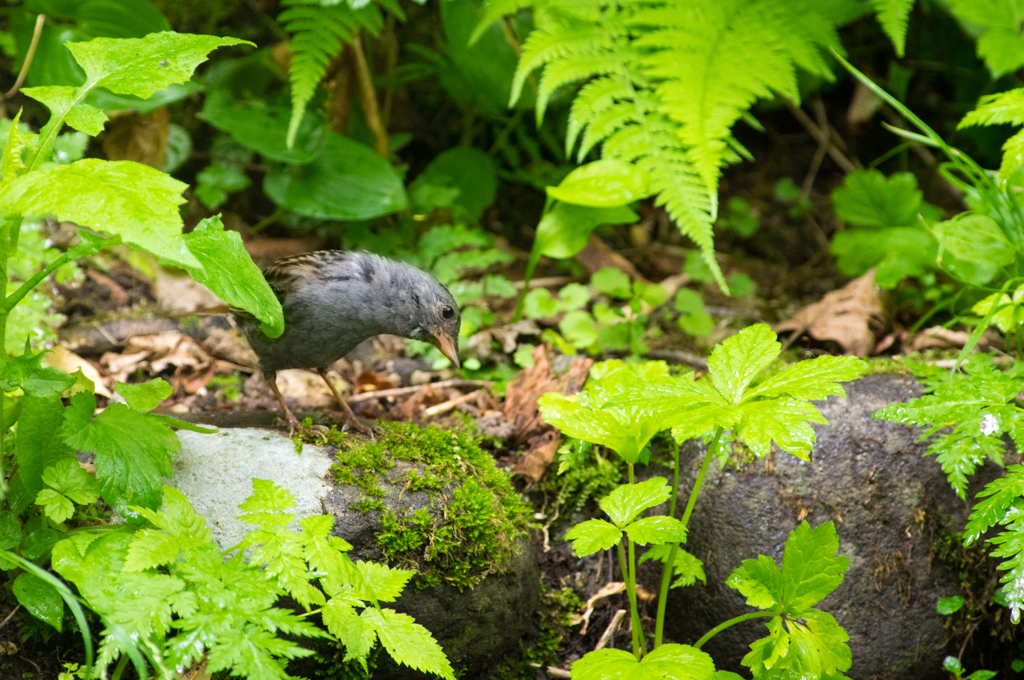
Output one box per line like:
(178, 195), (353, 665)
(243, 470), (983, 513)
(170, 427), (537, 679)
(650, 374), (1000, 680)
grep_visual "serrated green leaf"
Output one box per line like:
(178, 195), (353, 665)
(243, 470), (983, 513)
(600, 478), (672, 527)
(13, 572), (63, 631)
(352, 561), (414, 603)
(22, 86), (107, 136)
(15, 394), (75, 511)
(781, 521), (849, 613)
(640, 544), (706, 587)
(747, 356), (867, 402)
(592, 268), (632, 299)
(624, 515), (687, 546)
(966, 465), (1024, 544)
(41, 458), (100, 505)
(871, 0), (914, 57)
(362, 607), (455, 680)
(35, 489), (75, 524)
(565, 519), (622, 556)
(324, 599), (376, 666)
(707, 325), (780, 404)
(832, 169), (922, 228)
(727, 554), (782, 610)
(125, 486), (213, 570)
(116, 378), (172, 412)
(178, 214), (285, 338)
(0, 159), (198, 268)
(571, 644), (716, 680)
(735, 397), (826, 460)
(933, 214), (1016, 269)
(68, 33), (251, 99)
(61, 392), (179, 515)
(539, 391), (666, 463)
(410, 147), (498, 219)
(546, 159), (651, 207)
(0, 348), (76, 397)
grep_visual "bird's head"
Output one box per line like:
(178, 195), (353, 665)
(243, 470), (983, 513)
(408, 280), (462, 369)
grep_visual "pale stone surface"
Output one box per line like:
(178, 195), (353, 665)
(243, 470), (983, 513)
(171, 428), (335, 548)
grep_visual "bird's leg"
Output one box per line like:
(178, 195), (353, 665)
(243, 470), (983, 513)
(266, 371), (328, 441)
(316, 367), (373, 436)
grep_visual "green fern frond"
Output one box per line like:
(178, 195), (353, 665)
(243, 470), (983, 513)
(279, 0), (389, 148)
(960, 88), (1024, 179)
(470, 0), (535, 44)
(637, 0), (837, 198)
(871, 0), (914, 57)
(511, 18), (613, 112)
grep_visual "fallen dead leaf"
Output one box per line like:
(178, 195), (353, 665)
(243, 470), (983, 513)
(102, 107), (169, 169)
(847, 80), (884, 128)
(512, 429), (559, 484)
(200, 327), (259, 369)
(152, 266), (223, 314)
(906, 326), (997, 353)
(575, 234), (649, 282)
(775, 269), (883, 356)
(44, 345), (112, 398)
(504, 345), (592, 446)
(100, 333), (236, 395)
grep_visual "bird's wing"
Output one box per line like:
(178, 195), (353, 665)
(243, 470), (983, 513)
(263, 250), (355, 295)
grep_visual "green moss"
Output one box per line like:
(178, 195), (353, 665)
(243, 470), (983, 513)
(486, 585), (581, 680)
(335, 422), (532, 590)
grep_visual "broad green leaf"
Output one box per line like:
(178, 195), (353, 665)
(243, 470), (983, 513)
(746, 355), (867, 402)
(362, 607), (455, 680)
(264, 132), (407, 220)
(61, 392), (179, 515)
(178, 215), (285, 338)
(534, 203), (638, 259)
(13, 572), (63, 631)
(409, 147), (497, 219)
(727, 554), (782, 609)
(558, 283), (591, 310)
(734, 397), (827, 460)
(937, 596), (965, 615)
(832, 169), (922, 228)
(707, 324), (780, 404)
(565, 519), (622, 556)
(67, 33), (251, 99)
(571, 644), (715, 680)
(592, 268), (632, 299)
(744, 609), (851, 677)
(546, 159), (651, 207)
(830, 226), (937, 287)
(0, 110), (31, 187)
(443, 0), (525, 116)
(0, 159), (199, 268)
(932, 214), (1016, 269)
(781, 521), (848, 613)
(523, 288), (559, 319)
(40, 458), (100, 505)
(116, 378), (172, 413)
(0, 348), (76, 397)
(198, 90), (325, 165)
(35, 489), (75, 524)
(600, 478), (672, 527)
(539, 392), (664, 463)
(559, 310), (599, 348)
(624, 516), (687, 546)
(15, 394), (75, 510)
(21, 86), (107, 135)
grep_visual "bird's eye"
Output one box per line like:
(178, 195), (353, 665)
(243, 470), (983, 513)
(442, 305), (455, 319)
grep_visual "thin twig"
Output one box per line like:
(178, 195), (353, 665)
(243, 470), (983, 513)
(801, 99), (832, 198)
(594, 609), (627, 651)
(512, 275), (584, 290)
(423, 389), (484, 417)
(0, 604), (20, 630)
(527, 664), (571, 678)
(785, 99), (859, 173)
(4, 15), (45, 99)
(348, 379), (493, 403)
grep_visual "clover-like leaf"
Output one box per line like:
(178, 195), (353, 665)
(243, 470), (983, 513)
(565, 519), (622, 556)
(600, 478), (672, 527)
(624, 516), (687, 546)
(116, 378), (172, 413)
(707, 324), (781, 404)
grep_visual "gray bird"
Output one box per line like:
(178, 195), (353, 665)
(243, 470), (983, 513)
(236, 250), (461, 434)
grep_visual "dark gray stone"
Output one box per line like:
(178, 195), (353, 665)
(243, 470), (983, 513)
(649, 374), (1000, 680)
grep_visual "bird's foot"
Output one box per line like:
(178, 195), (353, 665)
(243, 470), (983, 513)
(324, 410), (375, 439)
(277, 413), (331, 443)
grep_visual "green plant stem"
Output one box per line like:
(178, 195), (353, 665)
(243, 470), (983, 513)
(654, 427), (723, 647)
(4, 251), (70, 313)
(618, 539), (642, 660)
(693, 611), (774, 649)
(111, 653), (128, 680)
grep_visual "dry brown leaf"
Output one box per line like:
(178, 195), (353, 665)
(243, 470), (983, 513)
(512, 429), (559, 484)
(44, 345), (113, 397)
(200, 327), (259, 368)
(152, 267), (223, 314)
(775, 269), (882, 356)
(847, 80), (884, 128)
(503, 345), (592, 445)
(102, 107), (169, 169)
(906, 326), (998, 352)
(575, 234), (648, 282)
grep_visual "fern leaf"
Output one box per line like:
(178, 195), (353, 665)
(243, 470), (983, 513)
(960, 88), (1024, 179)
(470, 0), (534, 45)
(279, 0), (386, 148)
(871, 0), (914, 57)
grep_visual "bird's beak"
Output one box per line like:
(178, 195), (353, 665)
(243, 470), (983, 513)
(430, 332), (461, 369)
